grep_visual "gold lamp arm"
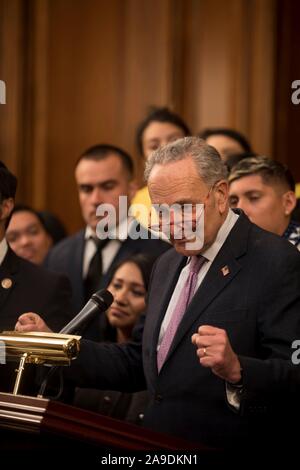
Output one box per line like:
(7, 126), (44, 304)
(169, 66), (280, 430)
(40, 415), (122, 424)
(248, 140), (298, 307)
(13, 352), (28, 395)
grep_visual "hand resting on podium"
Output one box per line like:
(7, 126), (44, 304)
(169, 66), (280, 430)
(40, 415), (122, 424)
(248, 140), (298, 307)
(15, 312), (52, 333)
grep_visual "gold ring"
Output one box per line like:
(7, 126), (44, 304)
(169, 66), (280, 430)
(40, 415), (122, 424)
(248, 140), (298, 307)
(203, 347), (206, 356)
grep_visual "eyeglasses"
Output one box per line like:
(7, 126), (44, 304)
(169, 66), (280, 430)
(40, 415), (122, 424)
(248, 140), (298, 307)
(148, 185), (215, 239)
(147, 203), (204, 239)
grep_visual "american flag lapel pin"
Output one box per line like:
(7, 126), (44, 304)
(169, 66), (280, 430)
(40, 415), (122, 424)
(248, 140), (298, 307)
(221, 265), (230, 276)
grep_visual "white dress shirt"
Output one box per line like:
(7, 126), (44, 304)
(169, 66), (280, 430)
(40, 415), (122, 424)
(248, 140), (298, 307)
(83, 217), (133, 278)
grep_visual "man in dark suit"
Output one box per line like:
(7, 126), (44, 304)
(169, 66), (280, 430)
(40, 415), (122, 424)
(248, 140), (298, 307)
(45, 144), (170, 335)
(26, 138), (300, 454)
(0, 162), (73, 394)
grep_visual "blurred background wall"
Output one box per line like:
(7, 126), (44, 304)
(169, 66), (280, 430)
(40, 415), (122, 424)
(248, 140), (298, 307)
(0, 0), (299, 232)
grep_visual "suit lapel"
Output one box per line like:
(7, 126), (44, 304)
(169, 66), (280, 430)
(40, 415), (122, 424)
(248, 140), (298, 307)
(164, 246), (241, 365)
(71, 231), (85, 310)
(0, 249), (18, 312)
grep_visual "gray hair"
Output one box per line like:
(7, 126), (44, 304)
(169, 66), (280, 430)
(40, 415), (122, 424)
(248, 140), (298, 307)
(144, 136), (228, 186)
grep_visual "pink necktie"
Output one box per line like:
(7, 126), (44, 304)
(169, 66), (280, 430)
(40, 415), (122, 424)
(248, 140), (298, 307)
(157, 255), (206, 372)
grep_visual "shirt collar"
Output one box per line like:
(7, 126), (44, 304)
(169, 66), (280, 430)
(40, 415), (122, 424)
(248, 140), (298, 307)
(0, 237), (8, 265)
(202, 209), (239, 263)
(85, 225), (95, 240)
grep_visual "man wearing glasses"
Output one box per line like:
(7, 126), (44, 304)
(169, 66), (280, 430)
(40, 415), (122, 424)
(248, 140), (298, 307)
(54, 137), (300, 455)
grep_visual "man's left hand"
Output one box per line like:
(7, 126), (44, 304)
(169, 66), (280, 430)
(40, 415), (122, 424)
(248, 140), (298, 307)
(191, 325), (242, 383)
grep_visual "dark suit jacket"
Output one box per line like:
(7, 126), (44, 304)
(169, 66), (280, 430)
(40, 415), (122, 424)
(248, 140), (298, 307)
(73, 313), (150, 425)
(45, 222), (170, 323)
(0, 248), (73, 394)
(66, 213), (300, 449)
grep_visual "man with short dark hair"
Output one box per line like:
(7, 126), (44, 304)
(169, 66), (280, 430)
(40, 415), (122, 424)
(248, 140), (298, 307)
(228, 155), (300, 249)
(46, 144), (169, 331)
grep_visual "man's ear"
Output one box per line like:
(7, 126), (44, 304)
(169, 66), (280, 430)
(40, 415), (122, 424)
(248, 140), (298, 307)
(0, 197), (14, 221)
(282, 191), (297, 216)
(214, 180), (229, 214)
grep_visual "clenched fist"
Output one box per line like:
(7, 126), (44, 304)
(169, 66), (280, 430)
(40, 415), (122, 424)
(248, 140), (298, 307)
(15, 312), (52, 333)
(191, 325), (242, 384)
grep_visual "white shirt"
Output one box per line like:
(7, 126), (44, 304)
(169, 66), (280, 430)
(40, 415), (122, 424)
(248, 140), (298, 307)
(0, 238), (8, 265)
(83, 217), (133, 278)
(158, 209), (239, 347)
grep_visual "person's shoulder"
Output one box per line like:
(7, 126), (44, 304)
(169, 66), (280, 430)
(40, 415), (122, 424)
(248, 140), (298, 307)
(284, 221), (300, 250)
(152, 245), (179, 265)
(47, 228), (85, 257)
(248, 222), (300, 267)
(128, 221), (171, 250)
(131, 186), (151, 206)
(10, 250), (69, 285)
(251, 222), (298, 249)
(16, 254), (64, 282)
(232, 211), (300, 257)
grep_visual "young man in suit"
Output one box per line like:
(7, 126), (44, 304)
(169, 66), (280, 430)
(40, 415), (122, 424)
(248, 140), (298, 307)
(45, 144), (170, 329)
(20, 139), (300, 455)
(228, 155), (300, 249)
(0, 162), (73, 393)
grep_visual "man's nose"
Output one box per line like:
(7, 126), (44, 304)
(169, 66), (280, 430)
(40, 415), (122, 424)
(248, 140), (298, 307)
(236, 200), (252, 218)
(90, 187), (103, 205)
(235, 199), (246, 211)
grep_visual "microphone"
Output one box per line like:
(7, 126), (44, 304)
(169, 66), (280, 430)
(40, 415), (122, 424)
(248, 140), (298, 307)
(59, 289), (114, 335)
(38, 290), (114, 399)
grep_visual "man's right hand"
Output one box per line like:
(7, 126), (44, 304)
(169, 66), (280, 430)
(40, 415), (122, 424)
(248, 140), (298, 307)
(15, 312), (52, 333)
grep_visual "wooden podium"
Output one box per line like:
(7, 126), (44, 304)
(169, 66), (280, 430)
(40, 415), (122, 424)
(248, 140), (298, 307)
(0, 392), (204, 452)
(0, 332), (213, 458)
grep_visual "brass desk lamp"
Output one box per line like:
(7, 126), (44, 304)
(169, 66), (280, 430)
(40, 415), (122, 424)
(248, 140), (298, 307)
(0, 289), (114, 396)
(0, 331), (80, 395)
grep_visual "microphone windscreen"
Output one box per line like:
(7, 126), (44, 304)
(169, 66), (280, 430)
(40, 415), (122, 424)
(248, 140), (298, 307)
(91, 289), (114, 309)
